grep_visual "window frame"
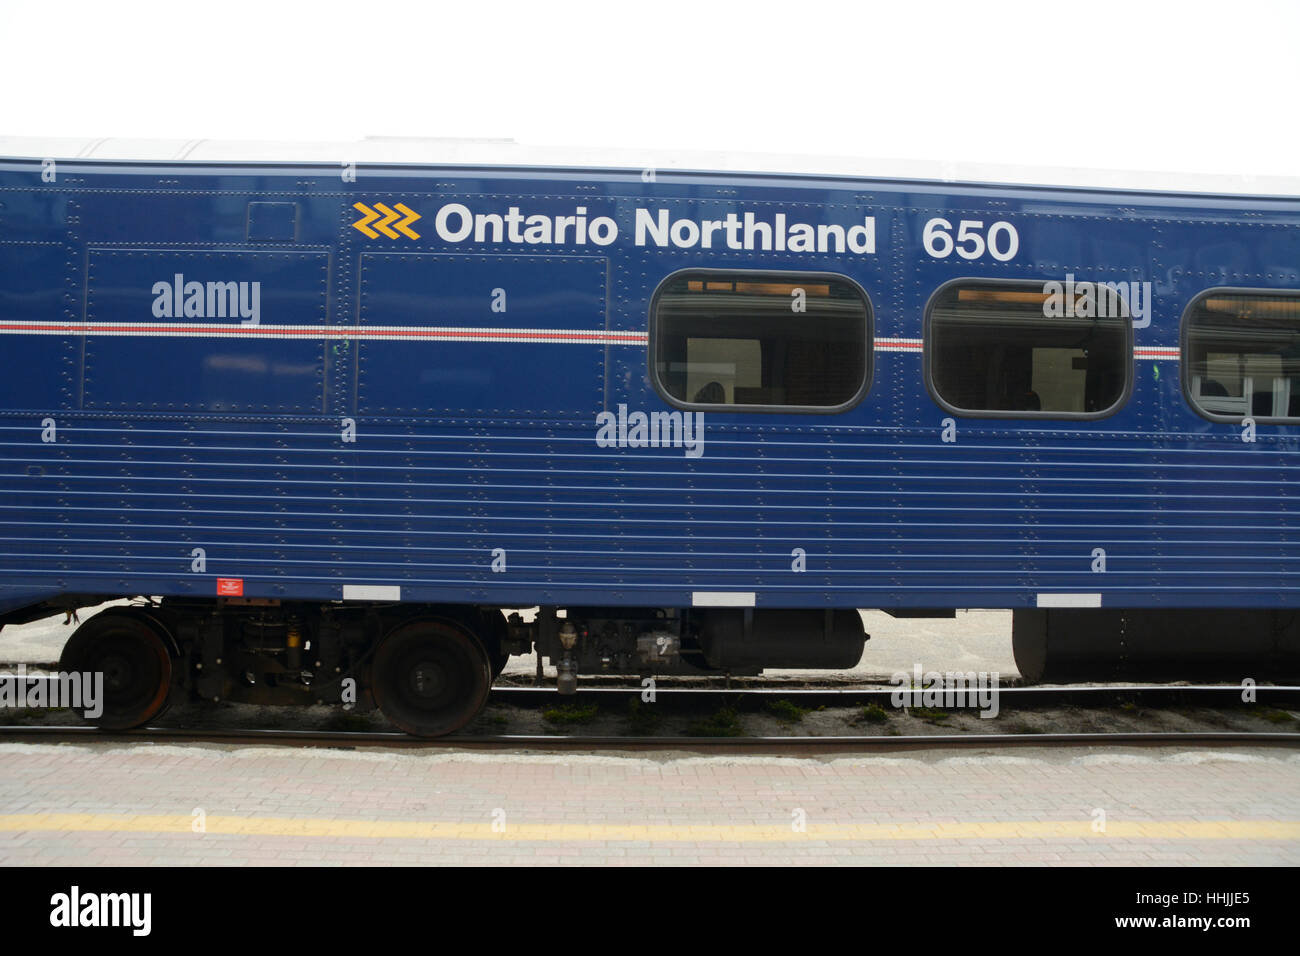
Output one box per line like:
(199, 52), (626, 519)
(1181, 285), (1300, 425)
(647, 267), (874, 415)
(922, 276), (1134, 421)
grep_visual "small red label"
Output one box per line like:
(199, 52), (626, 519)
(216, 578), (244, 596)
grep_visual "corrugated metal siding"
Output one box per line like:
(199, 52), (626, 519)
(0, 159), (1296, 612)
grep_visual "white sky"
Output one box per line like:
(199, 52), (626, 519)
(1, 0), (1296, 178)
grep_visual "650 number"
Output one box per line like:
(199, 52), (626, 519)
(922, 218), (1018, 261)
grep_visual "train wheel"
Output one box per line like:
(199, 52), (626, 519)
(59, 610), (173, 730)
(371, 620), (491, 737)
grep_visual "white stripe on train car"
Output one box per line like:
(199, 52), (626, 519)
(0, 321), (648, 345)
(874, 338), (923, 352)
(342, 585), (401, 601)
(692, 591), (757, 608)
(1133, 346), (1181, 360)
(1035, 593), (1103, 608)
(877, 338), (1177, 360)
(0, 321), (1183, 357)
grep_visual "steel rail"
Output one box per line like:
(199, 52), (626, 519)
(0, 725), (1297, 753)
(487, 684), (1300, 709)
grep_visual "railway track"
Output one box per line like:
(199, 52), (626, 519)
(0, 682), (1295, 752)
(487, 683), (1300, 709)
(0, 724), (1298, 752)
(4, 666), (1298, 709)
(0, 680), (1296, 751)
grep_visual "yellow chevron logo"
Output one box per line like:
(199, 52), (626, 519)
(352, 201), (421, 240)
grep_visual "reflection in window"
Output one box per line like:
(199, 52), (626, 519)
(652, 273), (870, 410)
(926, 282), (1129, 417)
(1185, 292), (1300, 421)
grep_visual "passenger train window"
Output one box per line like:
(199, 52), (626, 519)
(1183, 290), (1300, 423)
(650, 271), (871, 412)
(924, 280), (1130, 418)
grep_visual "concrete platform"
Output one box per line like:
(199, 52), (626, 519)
(0, 742), (1294, 865)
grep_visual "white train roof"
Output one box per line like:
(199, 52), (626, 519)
(1, 135), (1298, 199)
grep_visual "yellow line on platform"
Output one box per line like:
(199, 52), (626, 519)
(0, 815), (1297, 842)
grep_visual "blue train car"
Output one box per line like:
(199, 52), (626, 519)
(0, 139), (1297, 733)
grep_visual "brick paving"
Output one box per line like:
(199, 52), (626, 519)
(0, 743), (1296, 865)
